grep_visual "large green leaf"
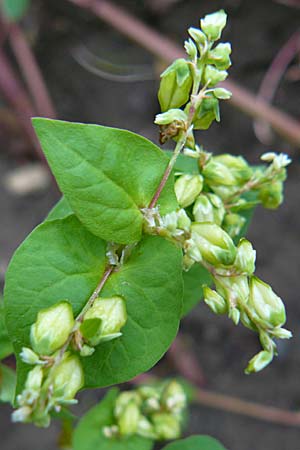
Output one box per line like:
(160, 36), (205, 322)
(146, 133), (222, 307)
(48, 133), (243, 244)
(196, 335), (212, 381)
(0, 364), (16, 404)
(4, 215), (183, 394)
(182, 265), (212, 316)
(163, 435), (227, 450)
(0, 299), (13, 360)
(1, 0), (30, 22)
(73, 389), (153, 450)
(32, 119), (177, 244)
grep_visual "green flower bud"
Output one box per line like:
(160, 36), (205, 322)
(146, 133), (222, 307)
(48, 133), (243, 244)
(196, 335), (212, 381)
(138, 385), (160, 401)
(203, 286), (227, 315)
(30, 301), (74, 356)
(118, 400), (141, 436)
(174, 174), (203, 208)
(161, 380), (186, 413)
(184, 238), (202, 263)
(193, 193), (225, 225)
(182, 254), (196, 271)
(213, 87), (232, 99)
(155, 109), (188, 126)
(20, 347), (41, 365)
(201, 10), (227, 41)
(249, 277), (286, 327)
(83, 296), (127, 345)
(184, 38), (198, 60)
(152, 412), (181, 440)
(12, 406), (32, 423)
(161, 211), (178, 233)
(193, 95), (220, 130)
(176, 209), (191, 232)
(234, 238), (256, 275)
(80, 344), (95, 357)
(203, 154), (252, 187)
(229, 307), (240, 325)
(215, 275), (249, 305)
(51, 354), (84, 401)
(245, 350), (273, 374)
(25, 366), (43, 392)
(240, 311), (257, 331)
(223, 213), (246, 239)
(115, 391), (141, 419)
(191, 223), (236, 266)
(271, 327), (292, 339)
(259, 331), (276, 353)
(207, 43), (232, 70)
(203, 65), (228, 88)
(258, 181), (283, 209)
(188, 27), (206, 47)
(158, 59), (192, 112)
(137, 416), (156, 439)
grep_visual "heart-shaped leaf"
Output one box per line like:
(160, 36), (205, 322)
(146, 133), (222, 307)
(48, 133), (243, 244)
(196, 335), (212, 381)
(162, 435), (227, 450)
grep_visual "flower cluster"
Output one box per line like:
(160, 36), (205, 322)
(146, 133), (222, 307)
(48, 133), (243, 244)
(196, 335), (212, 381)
(103, 380), (187, 441)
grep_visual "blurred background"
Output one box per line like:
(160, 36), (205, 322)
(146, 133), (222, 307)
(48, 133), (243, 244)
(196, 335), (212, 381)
(0, 0), (300, 449)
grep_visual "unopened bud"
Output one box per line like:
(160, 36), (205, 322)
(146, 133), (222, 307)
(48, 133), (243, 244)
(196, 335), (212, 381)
(83, 296), (127, 345)
(115, 391), (141, 419)
(207, 43), (232, 70)
(30, 301), (74, 356)
(20, 347), (41, 365)
(11, 406), (32, 423)
(229, 307), (240, 325)
(191, 223), (236, 266)
(234, 238), (256, 275)
(25, 366), (43, 391)
(193, 193), (225, 225)
(176, 209), (191, 231)
(175, 174), (203, 208)
(161, 380), (186, 413)
(258, 181), (283, 209)
(245, 350), (273, 374)
(249, 277), (286, 328)
(259, 331), (276, 353)
(201, 10), (227, 41)
(271, 327), (292, 339)
(80, 344), (95, 357)
(118, 400), (140, 436)
(203, 154), (252, 187)
(184, 38), (198, 60)
(193, 95), (220, 130)
(152, 412), (181, 440)
(155, 109), (188, 126)
(51, 354), (84, 401)
(215, 275), (249, 306)
(188, 27), (206, 47)
(203, 65), (228, 87)
(223, 213), (246, 239)
(158, 59), (192, 112)
(213, 87), (232, 99)
(137, 416), (156, 439)
(161, 211), (178, 233)
(203, 286), (227, 314)
(184, 238), (202, 263)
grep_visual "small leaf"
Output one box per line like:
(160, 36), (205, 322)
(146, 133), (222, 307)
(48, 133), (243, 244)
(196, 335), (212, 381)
(182, 264), (212, 316)
(33, 119), (177, 244)
(0, 364), (16, 404)
(0, 299), (13, 360)
(1, 0), (30, 22)
(73, 389), (154, 450)
(80, 318), (102, 340)
(162, 435), (227, 450)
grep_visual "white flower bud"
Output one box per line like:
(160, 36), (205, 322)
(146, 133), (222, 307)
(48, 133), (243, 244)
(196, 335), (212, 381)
(203, 286), (227, 315)
(11, 406), (32, 423)
(229, 307), (240, 325)
(25, 366), (43, 391)
(174, 174), (203, 208)
(234, 239), (256, 275)
(193, 193), (225, 225)
(30, 301), (74, 356)
(155, 109), (188, 125)
(161, 380), (186, 413)
(51, 354), (84, 401)
(215, 275), (249, 306)
(176, 209), (191, 232)
(271, 328), (292, 339)
(245, 350), (273, 374)
(20, 347), (41, 365)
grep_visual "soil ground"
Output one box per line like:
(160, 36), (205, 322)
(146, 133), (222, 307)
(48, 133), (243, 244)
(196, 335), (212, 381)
(0, 0), (300, 449)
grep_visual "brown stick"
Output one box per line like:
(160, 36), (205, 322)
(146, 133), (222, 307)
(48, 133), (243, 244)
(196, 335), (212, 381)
(8, 23), (56, 118)
(69, 0), (300, 147)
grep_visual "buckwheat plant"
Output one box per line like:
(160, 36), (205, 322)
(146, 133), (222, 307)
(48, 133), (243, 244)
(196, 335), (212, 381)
(1, 10), (291, 450)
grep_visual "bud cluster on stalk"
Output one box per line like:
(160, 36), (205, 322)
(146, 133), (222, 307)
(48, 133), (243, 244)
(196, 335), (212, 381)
(103, 380), (187, 441)
(14, 293), (127, 426)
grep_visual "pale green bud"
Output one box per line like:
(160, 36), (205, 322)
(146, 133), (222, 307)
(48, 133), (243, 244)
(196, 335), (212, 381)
(271, 327), (292, 339)
(213, 87), (232, 99)
(118, 400), (140, 436)
(161, 380), (186, 413)
(191, 223), (236, 266)
(184, 238), (202, 263)
(203, 65), (228, 88)
(155, 109), (188, 126)
(30, 301), (74, 356)
(152, 412), (181, 440)
(245, 350), (273, 374)
(182, 254), (196, 271)
(137, 416), (156, 439)
(174, 174), (203, 208)
(83, 296), (127, 345)
(176, 209), (191, 232)
(20, 347), (41, 365)
(234, 239), (256, 275)
(193, 95), (220, 130)
(12, 406), (32, 423)
(201, 10), (227, 41)
(115, 391), (141, 419)
(193, 193), (225, 225)
(51, 354), (84, 401)
(138, 385), (160, 401)
(207, 43), (232, 70)
(25, 366), (43, 391)
(188, 27), (206, 47)
(215, 275), (249, 305)
(161, 211), (178, 233)
(223, 213), (246, 239)
(103, 425), (119, 439)
(158, 59), (192, 112)
(184, 38), (198, 60)
(203, 286), (227, 315)
(259, 331), (276, 353)
(229, 307), (240, 325)
(80, 344), (95, 357)
(203, 154), (252, 187)
(258, 181), (283, 209)
(249, 277), (286, 328)
(240, 311), (257, 331)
